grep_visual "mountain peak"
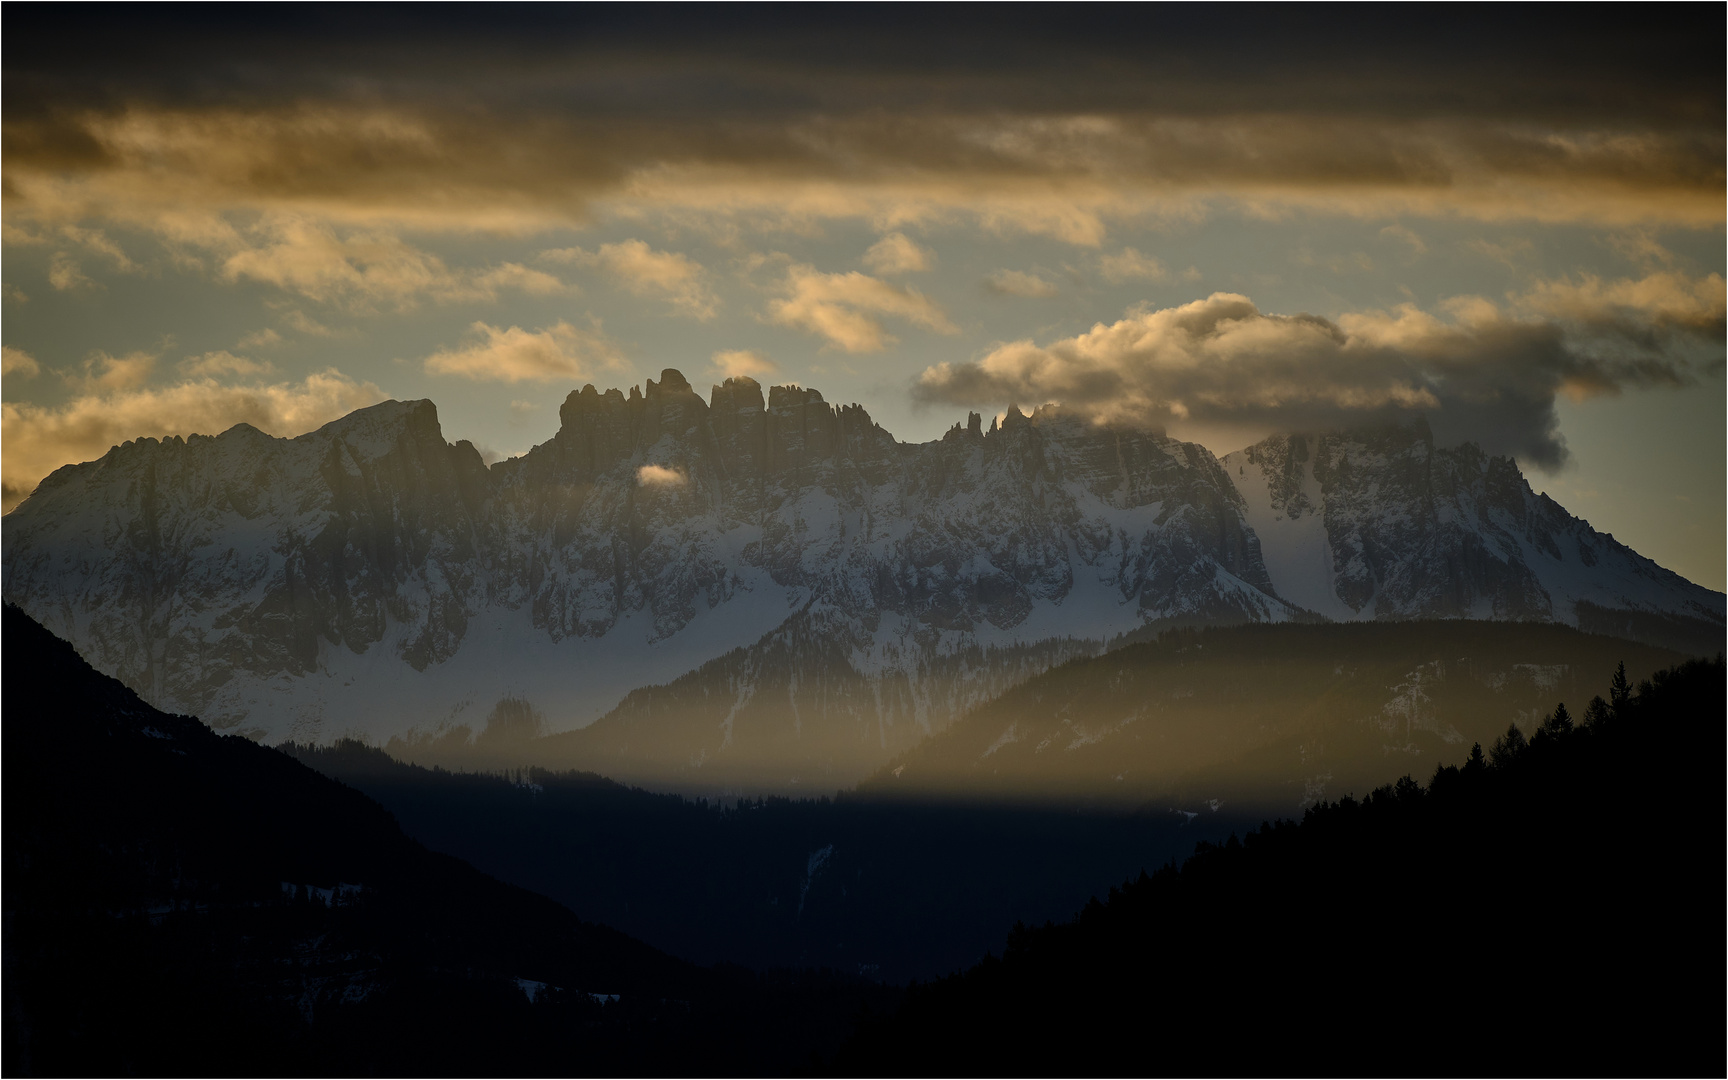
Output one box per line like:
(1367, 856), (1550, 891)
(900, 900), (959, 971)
(646, 368), (694, 397)
(4, 382), (1718, 770)
(314, 397), (441, 439)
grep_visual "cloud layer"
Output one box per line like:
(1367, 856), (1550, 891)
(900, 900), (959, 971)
(915, 275), (1724, 468)
(4, 11), (1719, 277)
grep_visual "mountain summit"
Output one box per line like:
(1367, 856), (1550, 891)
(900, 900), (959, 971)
(1223, 423), (1718, 629)
(4, 371), (1720, 786)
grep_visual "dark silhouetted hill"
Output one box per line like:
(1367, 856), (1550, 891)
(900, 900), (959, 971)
(840, 654), (1726, 1076)
(1, 605), (887, 1075)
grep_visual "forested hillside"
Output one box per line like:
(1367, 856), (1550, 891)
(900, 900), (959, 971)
(842, 654), (1726, 1075)
(282, 620), (1697, 983)
(284, 741), (1236, 983)
(866, 620), (1688, 809)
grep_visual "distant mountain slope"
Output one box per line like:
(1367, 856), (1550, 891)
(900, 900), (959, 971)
(842, 654), (1725, 1075)
(1224, 423), (1722, 648)
(3, 374), (1718, 792)
(0, 605), (875, 1074)
(864, 620), (1689, 811)
(516, 612), (1099, 792)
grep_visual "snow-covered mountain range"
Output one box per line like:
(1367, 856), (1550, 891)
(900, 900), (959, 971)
(4, 369), (1720, 786)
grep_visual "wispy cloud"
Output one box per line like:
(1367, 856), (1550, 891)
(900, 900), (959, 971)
(863, 233), (934, 275)
(541, 240), (716, 318)
(1466, 237), (1534, 271)
(220, 216), (569, 311)
(237, 328), (283, 349)
(63, 350), (157, 393)
(281, 310), (344, 338)
(2, 346), (42, 379)
(985, 269), (1059, 298)
(1099, 247), (1169, 283)
(48, 253), (96, 291)
(1378, 224), (1427, 256)
(423, 320), (626, 383)
(709, 348), (777, 380)
(767, 265), (955, 352)
(181, 350), (274, 378)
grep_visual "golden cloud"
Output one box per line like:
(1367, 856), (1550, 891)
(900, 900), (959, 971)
(180, 350), (274, 378)
(2, 346), (42, 378)
(64, 349), (157, 393)
(985, 269), (1059, 298)
(1513, 270), (1725, 335)
(236, 328), (283, 349)
(1099, 247), (1169, 283)
(635, 464), (687, 487)
(767, 264), (955, 352)
(709, 348), (776, 380)
(423, 319), (626, 383)
(47, 252), (94, 291)
(862, 232), (934, 274)
(218, 215), (569, 311)
(542, 240), (717, 319)
(2, 368), (387, 511)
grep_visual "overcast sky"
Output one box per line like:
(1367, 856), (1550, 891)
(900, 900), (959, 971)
(3, 8), (1722, 588)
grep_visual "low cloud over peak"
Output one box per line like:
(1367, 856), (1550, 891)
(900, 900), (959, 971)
(914, 276), (1723, 469)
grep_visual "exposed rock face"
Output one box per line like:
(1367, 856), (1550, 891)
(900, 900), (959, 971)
(1222, 421), (1723, 631)
(4, 374), (1719, 790)
(2, 401), (494, 724)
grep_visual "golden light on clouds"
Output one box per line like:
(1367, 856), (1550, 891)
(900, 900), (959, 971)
(767, 265), (956, 352)
(422, 320), (626, 384)
(917, 271), (1722, 468)
(541, 240), (718, 319)
(709, 349), (777, 380)
(2, 9), (1723, 587)
(635, 464), (687, 487)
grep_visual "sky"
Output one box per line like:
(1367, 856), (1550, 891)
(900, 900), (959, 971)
(3, 8), (1723, 589)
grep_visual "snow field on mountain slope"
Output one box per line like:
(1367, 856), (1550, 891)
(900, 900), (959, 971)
(1222, 451), (1355, 621)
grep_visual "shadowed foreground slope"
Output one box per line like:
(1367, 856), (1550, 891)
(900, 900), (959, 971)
(0, 605), (886, 1076)
(283, 740), (1237, 985)
(842, 654), (1725, 1075)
